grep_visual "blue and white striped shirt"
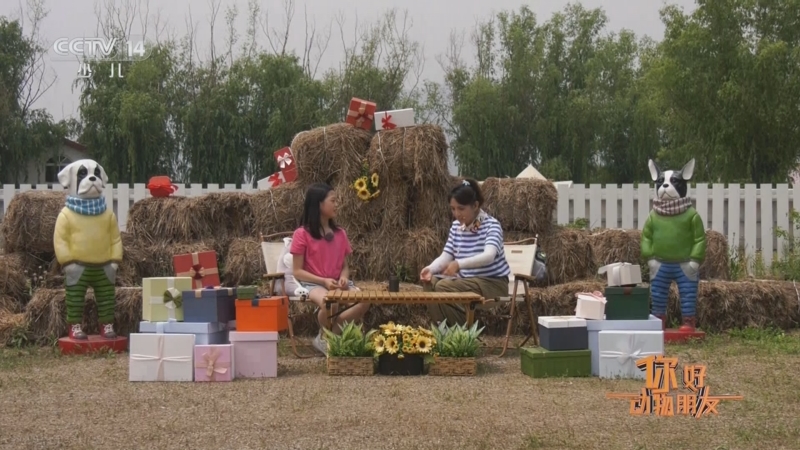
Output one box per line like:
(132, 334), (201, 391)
(444, 215), (510, 278)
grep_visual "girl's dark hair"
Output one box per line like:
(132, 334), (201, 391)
(449, 177), (484, 206)
(300, 183), (338, 240)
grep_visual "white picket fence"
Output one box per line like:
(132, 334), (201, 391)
(1, 183), (798, 267)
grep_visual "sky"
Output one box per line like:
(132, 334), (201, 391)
(2, 0), (698, 122)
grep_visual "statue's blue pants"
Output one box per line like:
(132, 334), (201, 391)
(650, 262), (698, 317)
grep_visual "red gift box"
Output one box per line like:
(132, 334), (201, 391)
(263, 166), (297, 189)
(173, 251), (221, 289)
(274, 147), (294, 170)
(345, 98), (376, 130)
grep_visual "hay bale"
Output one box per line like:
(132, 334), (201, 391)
(0, 311), (28, 346)
(540, 227), (596, 285)
(1, 191), (66, 253)
(250, 184), (306, 236)
(482, 178), (558, 235)
(292, 123), (373, 185)
(134, 241), (222, 280)
(368, 124), (450, 190)
(222, 238), (264, 286)
(588, 229), (642, 267)
(666, 280), (799, 332)
(0, 252), (34, 304)
(0, 296), (19, 313)
(24, 287), (142, 343)
(335, 179), (410, 236)
(402, 228), (447, 281)
(125, 196), (205, 244)
(408, 180), (452, 232)
(350, 230), (407, 281)
(699, 230), (730, 280)
(192, 192), (255, 242)
(534, 279), (606, 317)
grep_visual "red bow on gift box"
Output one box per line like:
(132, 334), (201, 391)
(189, 264), (206, 280)
(381, 114), (397, 130)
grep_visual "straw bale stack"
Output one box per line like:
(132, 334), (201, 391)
(482, 178), (558, 236)
(132, 241), (222, 281)
(291, 123), (372, 185)
(0, 310), (28, 346)
(250, 184), (306, 236)
(335, 179), (410, 236)
(588, 229), (643, 268)
(700, 230), (730, 280)
(0, 253), (35, 307)
(1, 191), (65, 253)
(538, 227), (597, 285)
(222, 237), (264, 286)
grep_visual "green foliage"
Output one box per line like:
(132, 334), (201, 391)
(322, 321), (376, 357)
(772, 210), (800, 280)
(430, 320), (485, 358)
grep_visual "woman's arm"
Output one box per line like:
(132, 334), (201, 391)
(456, 245), (497, 269)
(292, 254), (329, 286)
(426, 251), (454, 274)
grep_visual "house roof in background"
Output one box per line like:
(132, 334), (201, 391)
(63, 138), (87, 152)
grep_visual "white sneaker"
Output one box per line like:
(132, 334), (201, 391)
(312, 332), (328, 356)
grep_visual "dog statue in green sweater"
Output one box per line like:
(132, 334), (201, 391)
(641, 159), (706, 332)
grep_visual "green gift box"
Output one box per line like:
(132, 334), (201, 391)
(236, 285), (258, 300)
(520, 347), (591, 378)
(604, 286), (650, 320)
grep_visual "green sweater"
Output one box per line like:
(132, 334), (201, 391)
(641, 207), (706, 263)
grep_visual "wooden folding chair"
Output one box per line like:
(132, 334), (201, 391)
(260, 232), (321, 359)
(495, 236), (540, 357)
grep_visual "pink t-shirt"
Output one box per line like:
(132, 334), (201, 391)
(290, 227), (352, 280)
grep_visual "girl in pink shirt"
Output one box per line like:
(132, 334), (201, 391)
(290, 183), (370, 355)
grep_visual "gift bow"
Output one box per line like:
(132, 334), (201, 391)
(277, 154), (293, 168)
(600, 333), (662, 365)
(189, 264), (206, 280)
(575, 291), (607, 303)
(163, 287), (182, 310)
(195, 348), (230, 381)
(267, 171), (286, 186)
(130, 335), (192, 381)
(348, 102), (374, 127)
(381, 114), (396, 130)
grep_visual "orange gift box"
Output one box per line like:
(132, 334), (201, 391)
(235, 297), (289, 332)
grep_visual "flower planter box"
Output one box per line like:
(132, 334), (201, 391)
(430, 357), (477, 376)
(378, 353), (424, 376)
(326, 357), (375, 376)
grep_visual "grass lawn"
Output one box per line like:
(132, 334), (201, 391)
(1, 329), (799, 450)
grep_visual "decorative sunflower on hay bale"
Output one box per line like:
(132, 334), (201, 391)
(351, 161), (381, 202)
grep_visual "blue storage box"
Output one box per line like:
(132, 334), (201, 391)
(182, 287), (236, 324)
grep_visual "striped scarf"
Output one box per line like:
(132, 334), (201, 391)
(652, 197), (692, 216)
(66, 196), (107, 216)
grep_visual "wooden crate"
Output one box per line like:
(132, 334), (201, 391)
(326, 357), (375, 376)
(429, 357), (477, 376)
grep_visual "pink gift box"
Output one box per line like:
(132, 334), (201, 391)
(194, 344), (234, 382)
(229, 331), (278, 378)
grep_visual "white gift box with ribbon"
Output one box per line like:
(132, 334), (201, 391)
(129, 333), (195, 382)
(575, 291), (606, 320)
(374, 108), (415, 131)
(597, 330), (664, 380)
(598, 262), (642, 287)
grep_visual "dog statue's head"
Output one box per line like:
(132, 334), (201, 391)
(648, 159), (695, 200)
(57, 159), (108, 199)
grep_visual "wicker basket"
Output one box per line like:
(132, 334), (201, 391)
(430, 357), (477, 376)
(327, 357), (375, 376)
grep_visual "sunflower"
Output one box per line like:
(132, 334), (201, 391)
(371, 172), (380, 187)
(380, 322), (398, 335)
(373, 335), (386, 354)
(385, 335), (399, 354)
(357, 188), (371, 201)
(370, 190), (381, 200)
(353, 177), (367, 191)
(414, 336), (434, 353)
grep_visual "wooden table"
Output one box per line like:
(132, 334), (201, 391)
(323, 290), (485, 328)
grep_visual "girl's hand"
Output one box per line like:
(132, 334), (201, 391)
(420, 267), (432, 283)
(338, 276), (349, 289)
(442, 261), (460, 277)
(323, 279), (339, 290)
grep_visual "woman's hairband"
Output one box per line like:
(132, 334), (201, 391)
(462, 180), (470, 187)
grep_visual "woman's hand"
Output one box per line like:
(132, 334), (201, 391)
(442, 261), (460, 277)
(419, 267), (432, 283)
(323, 279), (339, 290)
(338, 276), (350, 290)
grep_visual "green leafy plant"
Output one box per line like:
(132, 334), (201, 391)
(322, 321), (376, 357)
(430, 320), (485, 358)
(393, 262), (409, 282)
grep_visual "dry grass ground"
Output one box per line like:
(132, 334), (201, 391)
(1, 329), (799, 450)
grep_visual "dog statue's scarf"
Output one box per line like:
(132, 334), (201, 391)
(652, 197), (692, 216)
(66, 196), (107, 216)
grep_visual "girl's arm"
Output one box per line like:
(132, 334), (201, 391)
(340, 258), (350, 281)
(292, 254), (329, 286)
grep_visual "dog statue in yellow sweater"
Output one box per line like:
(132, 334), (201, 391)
(53, 159), (123, 340)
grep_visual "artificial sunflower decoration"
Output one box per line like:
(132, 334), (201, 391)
(357, 188), (371, 201)
(351, 160), (380, 203)
(371, 172), (380, 187)
(353, 177), (367, 191)
(372, 321), (437, 361)
(384, 335), (400, 354)
(373, 334), (386, 354)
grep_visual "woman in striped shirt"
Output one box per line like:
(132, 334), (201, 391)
(421, 178), (511, 325)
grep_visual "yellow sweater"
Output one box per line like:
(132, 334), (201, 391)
(53, 208), (123, 266)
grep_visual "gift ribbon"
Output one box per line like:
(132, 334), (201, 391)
(277, 154), (293, 168)
(600, 333), (662, 366)
(192, 287), (235, 299)
(347, 101), (373, 127)
(130, 335), (192, 381)
(150, 279), (184, 320)
(195, 347), (230, 381)
(575, 291), (607, 303)
(381, 114), (396, 130)
(176, 252), (219, 288)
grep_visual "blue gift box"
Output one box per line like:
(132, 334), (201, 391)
(138, 321), (229, 345)
(182, 287), (236, 324)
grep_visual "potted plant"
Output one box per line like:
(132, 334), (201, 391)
(429, 320), (484, 376)
(323, 321), (376, 376)
(388, 263), (407, 292)
(373, 322), (436, 375)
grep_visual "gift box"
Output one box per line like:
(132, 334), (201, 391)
(538, 316), (588, 351)
(273, 147), (294, 171)
(598, 330), (664, 379)
(141, 277), (193, 322)
(604, 286), (650, 320)
(194, 344), (234, 382)
(374, 108), (415, 131)
(139, 320), (229, 345)
(520, 347), (591, 379)
(173, 251), (220, 289)
(345, 97), (376, 130)
(575, 291), (606, 321)
(598, 262), (643, 287)
(182, 287), (236, 324)
(229, 331), (278, 378)
(236, 285), (258, 300)
(587, 315), (663, 376)
(235, 296), (289, 332)
(129, 333), (195, 382)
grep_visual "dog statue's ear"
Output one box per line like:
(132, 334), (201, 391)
(97, 164), (109, 184)
(57, 164), (72, 188)
(647, 159), (661, 182)
(681, 159), (695, 180)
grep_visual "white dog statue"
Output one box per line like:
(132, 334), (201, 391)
(53, 159), (123, 340)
